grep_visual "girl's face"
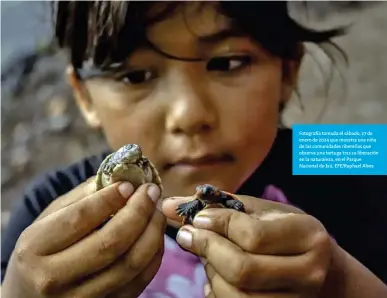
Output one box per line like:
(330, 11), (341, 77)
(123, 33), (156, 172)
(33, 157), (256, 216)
(71, 4), (300, 201)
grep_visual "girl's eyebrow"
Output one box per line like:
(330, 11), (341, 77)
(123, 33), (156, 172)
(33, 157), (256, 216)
(77, 29), (249, 76)
(197, 28), (245, 44)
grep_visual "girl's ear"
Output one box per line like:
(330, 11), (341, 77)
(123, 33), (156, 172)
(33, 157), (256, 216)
(66, 66), (101, 128)
(281, 43), (305, 104)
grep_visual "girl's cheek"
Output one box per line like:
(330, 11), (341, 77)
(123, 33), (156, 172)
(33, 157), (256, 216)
(95, 104), (164, 154)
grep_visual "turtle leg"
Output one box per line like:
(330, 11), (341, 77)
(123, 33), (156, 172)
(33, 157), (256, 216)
(95, 153), (115, 190)
(176, 200), (205, 225)
(223, 199), (245, 212)
(100, 153), (115, 171)
(215, 190), (245, 213)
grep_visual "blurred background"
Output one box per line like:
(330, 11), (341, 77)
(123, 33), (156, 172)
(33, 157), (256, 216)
(1, 1), (387, 232)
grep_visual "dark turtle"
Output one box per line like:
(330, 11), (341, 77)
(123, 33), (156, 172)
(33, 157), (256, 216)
(176, 184), (245, 225)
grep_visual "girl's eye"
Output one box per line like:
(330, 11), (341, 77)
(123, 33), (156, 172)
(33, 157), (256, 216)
(118, 70), (155, 85)
(206, 55), (252, 72)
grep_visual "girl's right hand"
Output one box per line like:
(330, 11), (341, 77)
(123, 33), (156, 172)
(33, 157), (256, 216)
(2, 180), (166, 298)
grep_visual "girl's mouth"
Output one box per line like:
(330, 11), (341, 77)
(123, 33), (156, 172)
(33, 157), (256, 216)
(165, 153), (235, 172)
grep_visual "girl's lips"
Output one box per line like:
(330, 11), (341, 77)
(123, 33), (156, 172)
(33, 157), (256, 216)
(165, 153), (235, 172)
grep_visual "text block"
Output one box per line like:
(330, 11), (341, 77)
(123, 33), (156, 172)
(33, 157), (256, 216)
(292, 124), (387, 175)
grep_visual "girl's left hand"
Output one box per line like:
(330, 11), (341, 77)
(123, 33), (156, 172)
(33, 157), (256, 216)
(162, 195), (335, 298)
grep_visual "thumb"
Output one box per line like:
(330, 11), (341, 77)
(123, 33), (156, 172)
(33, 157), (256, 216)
(35, 176), (97, 221)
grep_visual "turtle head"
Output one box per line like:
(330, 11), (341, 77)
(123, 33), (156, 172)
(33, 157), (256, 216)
(197, 184), (218, 198)
(118, 144), (143, 164)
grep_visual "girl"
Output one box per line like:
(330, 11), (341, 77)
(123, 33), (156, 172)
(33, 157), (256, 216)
(2, 2), (386, 297)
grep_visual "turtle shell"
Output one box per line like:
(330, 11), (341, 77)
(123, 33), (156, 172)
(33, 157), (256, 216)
(95, 151), (163, 194)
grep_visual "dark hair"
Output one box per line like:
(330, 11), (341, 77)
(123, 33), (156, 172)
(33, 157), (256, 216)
(53, 1), (347, 70)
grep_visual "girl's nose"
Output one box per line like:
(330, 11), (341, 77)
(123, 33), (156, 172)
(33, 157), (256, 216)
(165, 74), (217, 137)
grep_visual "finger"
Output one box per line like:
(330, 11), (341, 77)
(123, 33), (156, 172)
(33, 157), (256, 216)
(54, 176), (97, 210)
(27, 181), (133, 254)
(177, 226), (328, 291)
(119, 209), (165, 275)
(68, 243), (164, 298)
(107, 248), (164, 298)
(203, 261), (216, 298)
(210, 273), (299, 298)
(203, 259), (216, 280)
(192, 208), (326, 254)
(108, 245), (164, 298)
(235, 195), (304, 215)
(49, 184), (162, 284)
(35, 177), (96, 221)
(25, 181), (135, 254)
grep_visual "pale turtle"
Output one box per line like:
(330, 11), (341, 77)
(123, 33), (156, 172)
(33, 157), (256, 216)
(95, 144), (163, 193)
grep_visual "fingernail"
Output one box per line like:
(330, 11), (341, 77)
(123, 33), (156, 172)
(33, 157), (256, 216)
(204, 283), (211, 297)
(118, 182), (134, 198)
(193, 215), (212, 228)
(176, 229), (192, 248)
(147, 184), (161, 203)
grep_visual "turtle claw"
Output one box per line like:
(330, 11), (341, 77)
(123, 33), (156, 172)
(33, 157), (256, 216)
(176, 200), (202, 217)
(176, 200), (204, 224)
(224, 199), (245, 212)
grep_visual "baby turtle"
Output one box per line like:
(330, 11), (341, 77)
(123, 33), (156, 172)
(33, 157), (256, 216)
(176, 184), (245, 225)
(96, 144), (163, 193)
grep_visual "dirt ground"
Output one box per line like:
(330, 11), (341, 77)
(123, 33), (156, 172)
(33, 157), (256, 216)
(1, 2), (387, 231)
